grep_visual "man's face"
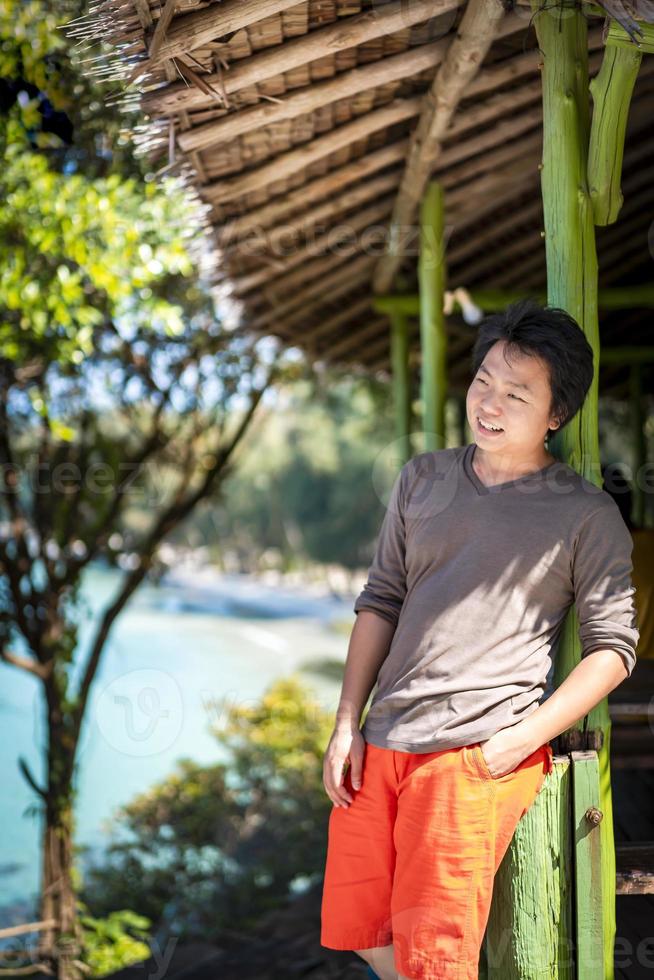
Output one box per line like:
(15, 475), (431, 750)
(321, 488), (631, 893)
(465, 339), (560, 457)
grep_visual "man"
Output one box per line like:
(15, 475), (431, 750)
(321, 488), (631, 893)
(320, 300), (639, 980)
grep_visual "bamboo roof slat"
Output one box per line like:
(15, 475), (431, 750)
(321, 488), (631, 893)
(142, 0), (461, 115)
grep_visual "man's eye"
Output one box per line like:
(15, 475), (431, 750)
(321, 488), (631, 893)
(476, 377), (487, 384)
(508, 393), (525, 402)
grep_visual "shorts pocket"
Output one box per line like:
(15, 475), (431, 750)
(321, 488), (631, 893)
(474, 742), (552, 781)
(473, 743), (501, 780)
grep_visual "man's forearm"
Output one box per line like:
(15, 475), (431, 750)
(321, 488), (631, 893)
(335, 610), (396, 730)
(512, 648), (630, 754)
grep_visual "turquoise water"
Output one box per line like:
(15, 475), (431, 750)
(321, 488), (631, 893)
(0, 564), (350, 923)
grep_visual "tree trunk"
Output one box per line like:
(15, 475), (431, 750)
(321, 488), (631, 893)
(36, 696), (83, 980)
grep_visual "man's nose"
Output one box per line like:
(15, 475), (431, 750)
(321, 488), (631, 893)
(479, 392), (502, 416)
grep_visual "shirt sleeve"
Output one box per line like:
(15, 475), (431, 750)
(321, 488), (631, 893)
(572, 497), (640, 677)
(353, 462), (409, 628)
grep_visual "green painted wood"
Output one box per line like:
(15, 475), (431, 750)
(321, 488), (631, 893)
(481, 755), (574, 979)
(529, 4), (616, 977)
(389, 310), (412, 464)
(605, 20), (654, 54)
(588, 42), (642, 225)
(571, 751), (605, 979)
(418, 181), (447, 452)
(373, 284), (654, 318)
(630, 364), (646, 527)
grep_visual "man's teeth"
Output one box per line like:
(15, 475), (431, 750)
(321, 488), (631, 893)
(479, 418), (503, 432)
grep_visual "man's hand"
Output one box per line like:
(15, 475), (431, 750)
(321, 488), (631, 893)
(478, 725), (534, 778)
(323, 726), (365, 808)
(480, 649), (631, 777)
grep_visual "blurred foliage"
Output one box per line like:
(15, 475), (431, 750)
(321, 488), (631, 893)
(77, 902), (152, 977)
(0, 0), (205, 368)
(185, 371), (400, 572)
(80, 677), (336, 943)
(0, 0), (145, 175)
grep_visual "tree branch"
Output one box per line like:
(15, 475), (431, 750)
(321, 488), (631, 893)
(72, 363), (278, 735)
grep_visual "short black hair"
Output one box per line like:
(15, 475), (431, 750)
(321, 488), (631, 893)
(470, 298), (594, 431)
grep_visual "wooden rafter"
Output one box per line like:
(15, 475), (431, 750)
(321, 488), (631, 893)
(146, 0), (304, 68)
(203, 97), (423, 204)
(215, 141), (409, 244)
(230, 197), (395, 296)
(149, 0), (177, 61)
(178, 40), (452, 154)
(372, 0), (509, 293)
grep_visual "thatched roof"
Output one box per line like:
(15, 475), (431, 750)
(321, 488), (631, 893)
(73, 1), (654, 394)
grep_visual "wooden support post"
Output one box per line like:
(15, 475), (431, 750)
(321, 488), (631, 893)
(588, 41), (642, 225)
(389, 312), (412, 465)
(630, 364), (646, 527)
(418, 181), (447, 452)
(530, 4), (614, 976)
(571, 751), (605, 979)
(482, 756), (574, 979)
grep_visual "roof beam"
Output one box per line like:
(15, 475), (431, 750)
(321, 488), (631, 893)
(143, 0), (462, 115)
(246, 255), (376, 332)
(217, 125), (543, 249)
(224, 171), (400, 259)
(371, 0), (510, 293)
(203, 96), (422, 205)
(179, 40), (451, 154)
(230, 197), (395, 295)
(215, 140), (408, 243)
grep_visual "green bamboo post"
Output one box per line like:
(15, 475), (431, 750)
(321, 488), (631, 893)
(588, 42), (642, 225)
(418, 181), (447, 452)
(389, 310), (412, 464)
(630, 364), (646, 527)
(530, 4), (615, 976)
(455, 394), (468, 446)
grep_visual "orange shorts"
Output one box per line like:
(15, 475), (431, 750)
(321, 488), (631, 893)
(320, 738), (553, 980)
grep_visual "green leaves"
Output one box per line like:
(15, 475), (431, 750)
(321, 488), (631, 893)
(0, 146), (199, 365)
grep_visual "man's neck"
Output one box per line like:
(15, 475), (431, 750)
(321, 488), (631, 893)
(472, 444), (555, 485)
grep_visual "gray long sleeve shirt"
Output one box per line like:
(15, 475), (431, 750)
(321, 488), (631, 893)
(354, 443), (640, 753)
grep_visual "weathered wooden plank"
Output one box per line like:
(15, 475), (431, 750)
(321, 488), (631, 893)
(571, 751), (605, 979)
(482, 754), (573, 979)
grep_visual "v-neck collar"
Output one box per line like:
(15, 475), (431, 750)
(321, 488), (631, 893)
(462, 442), (559, 496)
